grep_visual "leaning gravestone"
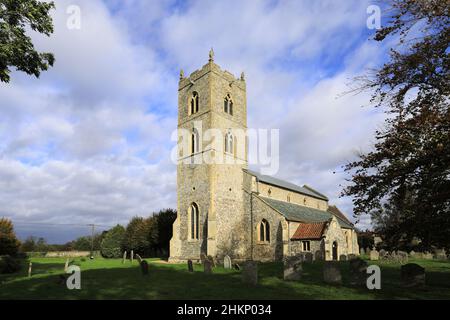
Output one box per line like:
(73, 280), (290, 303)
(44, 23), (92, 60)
(323, 262), (342, 285)
(401, 263), (425, 287)
(349, 258), (368, 286)
(136, 254), (143, 263)
(409, 250), (416, 257)
(369, 250), (379, 261)
(223, 255), (232, 269)
(203, 259), (212, 274)
(283, 256), (303, 281)
(242, 261), (258, 285)
(140, 260), (149, 276)
(187, 259), (194, 272)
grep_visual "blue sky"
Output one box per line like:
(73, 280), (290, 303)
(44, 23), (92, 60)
(0, 0), (390, 243)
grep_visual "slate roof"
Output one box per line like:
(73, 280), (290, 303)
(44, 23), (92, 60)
(259, 196), (354, 229)
(291, 222), (327, 240)
(244, 169), (329, 201)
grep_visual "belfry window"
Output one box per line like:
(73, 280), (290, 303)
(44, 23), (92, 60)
(224, 94), (233, 115)
(190, 203), (199, 240)
(189, 92), (199, 115)
(258, 219), (270, 242)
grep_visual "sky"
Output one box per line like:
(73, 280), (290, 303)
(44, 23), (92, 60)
(0, 0), (391, 243)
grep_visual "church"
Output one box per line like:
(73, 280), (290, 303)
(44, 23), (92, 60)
(169, 51), (359, 263)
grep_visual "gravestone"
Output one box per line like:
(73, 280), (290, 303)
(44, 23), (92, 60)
(28, 262), (32, 278)
(369, 250), (379, 261)
(233, 263), (240, 270)
(433, 249), (447, 260)
(283, 256), (303, 281)
(423, 252), (433, 260)
(360, 248), (365, 256)
(223, 255), (232, 269)
(131, 250), (134, 263)
(187, 259), (194, 272)
(314, 250), (324, 261)
(203, 259), (212, 274)
(401, 263), (425, 287)
(136, 254), (143, 263)
(323, 262), (342, 285)
(396, 251), (409, 264)
(122, 251), (127, 264)
(379, 249), (387, 257)
(64, 258), (69, 272)
(207, 255), (216, 268)
(304, 252), (313, 263)
(348, 254), (357, 260)
(349, 258), (368, 286)
(339, 254), (347, 261)
(140, 260), (149, 276)
(409, 250), (416, 257)
(242, 261), (258, 285)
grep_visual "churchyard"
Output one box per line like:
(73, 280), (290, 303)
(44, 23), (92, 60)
(1, 254), (450, 300)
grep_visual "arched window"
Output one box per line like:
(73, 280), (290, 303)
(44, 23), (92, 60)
(223, 94), (233, 115)
(189, 92), (199, 115)
(191, 128), (199, 154)
(224, 131), (233, 154)
(258, 219), (270, 242)
(190, 203), (199, 240)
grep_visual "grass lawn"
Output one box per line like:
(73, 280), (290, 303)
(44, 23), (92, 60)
(1, 257), (449, 300)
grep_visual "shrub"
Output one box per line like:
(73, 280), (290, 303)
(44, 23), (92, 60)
(0, 255), (22, 274)
(101, 225), (125, 258)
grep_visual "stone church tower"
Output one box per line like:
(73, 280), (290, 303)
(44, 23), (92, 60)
(169, 50), (248, 262)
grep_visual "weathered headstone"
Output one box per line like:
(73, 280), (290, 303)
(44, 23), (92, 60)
(433, 249), (447, 260)
(233, 263), (240, 270)
(187, 259), (194, 272)
(28, 262), (32, 278)
(409, 250), (416, 257)
(339, 254), (347, 261)
(349, 258), (368, 286)
(223, 255), (232, 269)
(242, 261), (258, 285)
(122, 251), (127, 264)
(369, 250), (379, 261)
(140, 260), (149, 276)
(396, 251), (409, 264)
(136, 254), (143, 263)
(401, 263), (425, 287)
(283, 256), (303, 281)
(323, 262), (342, 285)
(304, 252), (313, 263)
(314, 250), (324, 261)
(379, 249), (387, 257)
(203, 259), (212, 274)
(131, 250), (134, 263)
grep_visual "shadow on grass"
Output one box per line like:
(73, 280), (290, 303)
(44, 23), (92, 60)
(1, 259), (450, 300)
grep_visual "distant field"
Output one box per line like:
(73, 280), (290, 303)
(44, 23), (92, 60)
(1, 257), (449, 300)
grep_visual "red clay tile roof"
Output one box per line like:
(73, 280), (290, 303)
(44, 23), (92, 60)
(327, 205), (352, 226)
(291, 222), (327, 240)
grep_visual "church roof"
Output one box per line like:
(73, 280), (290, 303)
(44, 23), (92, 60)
(259, 196), (354, 229)
(291, 222), (327, 240)
(327, 205), (353, 226)
(244, 169), (329, 201)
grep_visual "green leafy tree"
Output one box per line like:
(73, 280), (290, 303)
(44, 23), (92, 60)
(343, 0), (450, 250)
(100, 225), (125, 258)
(20, 236), (36, 252)
(122, 216), (151, 256)
(0, 218), (20, 256)
(154, 209), (177, 256)
(0, 0), (55, 82)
